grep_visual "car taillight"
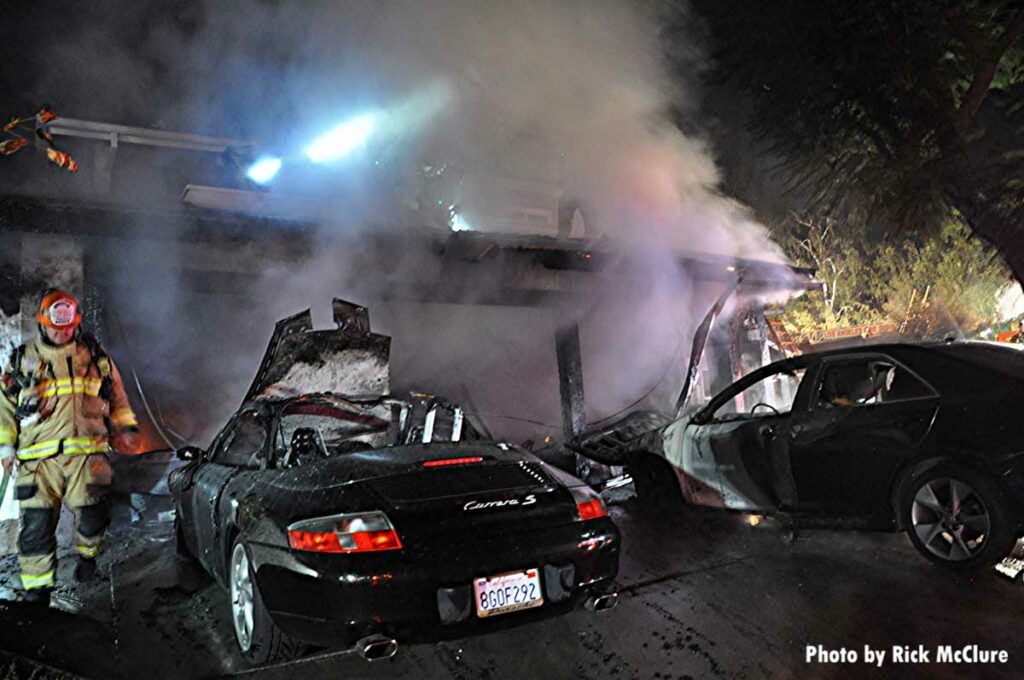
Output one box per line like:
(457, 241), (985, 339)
(422, 456), (484, 467)
(569, 486), (608, 521)
(287, 511), (403, 553)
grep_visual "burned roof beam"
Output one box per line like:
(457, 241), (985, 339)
(47, 118), (253, 153)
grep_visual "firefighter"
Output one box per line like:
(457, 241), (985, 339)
(0, 289), (139, 603)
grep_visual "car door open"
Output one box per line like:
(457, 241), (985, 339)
(689, 362), (809, 511)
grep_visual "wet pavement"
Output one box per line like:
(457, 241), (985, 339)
(1, 493), (1021, 679)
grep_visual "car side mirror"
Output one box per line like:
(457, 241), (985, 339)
(176, 446), (204, 462)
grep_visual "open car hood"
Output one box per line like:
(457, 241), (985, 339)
(244, 298), (391, 403)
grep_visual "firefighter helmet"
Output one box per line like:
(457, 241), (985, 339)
(36, 289), (82, 329)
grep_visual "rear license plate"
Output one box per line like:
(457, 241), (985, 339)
(473, 569), (543, 618)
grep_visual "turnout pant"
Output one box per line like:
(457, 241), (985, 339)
(15, 453), (112, 590)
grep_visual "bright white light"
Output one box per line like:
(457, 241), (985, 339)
(452, 214), (475, 232)
(305, 114), (377, 163)
(246, 157), (282, 184)
(450, 208), (473, 232)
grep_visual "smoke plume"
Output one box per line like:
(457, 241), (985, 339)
(4, 1), (788, 444)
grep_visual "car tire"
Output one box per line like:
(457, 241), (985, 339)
(901, 463), (1016, 570)
(229, 538), (304, 665)
(631, 454), (684, 514)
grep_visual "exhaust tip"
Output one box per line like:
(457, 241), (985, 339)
(355, 634), (398, 661)
(585, 592), (619, 612)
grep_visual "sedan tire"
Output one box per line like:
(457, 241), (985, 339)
(230, 538), (304, 665)
(902, 463), (1016, 570)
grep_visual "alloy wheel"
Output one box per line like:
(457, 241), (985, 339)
(230, 543), (255, 651)
(911, 477), (991, 562)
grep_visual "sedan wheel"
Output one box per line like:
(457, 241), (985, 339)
(230, 542), (255, 652)
(903, 464), (1015, 570)
(911, 478), (990, 562)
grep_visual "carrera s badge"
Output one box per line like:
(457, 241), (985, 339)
(463, 495), (537, 511)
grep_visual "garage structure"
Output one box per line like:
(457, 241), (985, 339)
(0, 118), (817, 555)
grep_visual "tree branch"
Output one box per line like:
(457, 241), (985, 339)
(959, 9), (1024, 125)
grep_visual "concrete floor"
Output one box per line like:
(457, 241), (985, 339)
(0, 494), (1021, 680)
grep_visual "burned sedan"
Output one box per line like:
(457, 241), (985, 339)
(574, 341), (1024, 569)
(169, 303), (619, 665)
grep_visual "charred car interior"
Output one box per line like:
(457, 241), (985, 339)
(201, 393), (480, 471)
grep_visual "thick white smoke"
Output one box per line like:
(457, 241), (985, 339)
(10, 1), (789, 443)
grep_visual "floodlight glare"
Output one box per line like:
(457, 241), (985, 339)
(304, 114), (377, 163)
(246, 157), (282, 184)
(451, 211), (473, 232)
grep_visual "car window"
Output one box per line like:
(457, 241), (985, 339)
(711, 368), (806, 421)
(815, 358), (933, 408)
(212, 411), (267, 467)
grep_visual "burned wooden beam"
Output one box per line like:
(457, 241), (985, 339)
(556, 322), (586, 441)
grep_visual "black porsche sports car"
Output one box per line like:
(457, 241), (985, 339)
(574, 341), (1024, 569)
(169, 305), (619, 665)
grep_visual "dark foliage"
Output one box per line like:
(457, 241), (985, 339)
(688, 0), (1024, 278)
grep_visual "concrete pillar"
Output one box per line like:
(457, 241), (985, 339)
(1, 234), (85, 563)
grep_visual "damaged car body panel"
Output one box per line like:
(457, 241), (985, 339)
(244, 299), (390, 403)
(577, 340), (1024, 569)
(170, 301), (620, 665)
(685, 355), (816, 513)
(675, 275), (740, 412)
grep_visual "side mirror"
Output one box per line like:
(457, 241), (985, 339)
(176, 446), (204, 462)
